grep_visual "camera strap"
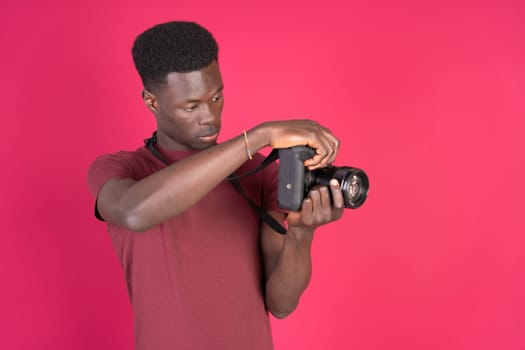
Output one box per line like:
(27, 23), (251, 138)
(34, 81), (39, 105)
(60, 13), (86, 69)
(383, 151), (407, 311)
(144, 132), (287, 235)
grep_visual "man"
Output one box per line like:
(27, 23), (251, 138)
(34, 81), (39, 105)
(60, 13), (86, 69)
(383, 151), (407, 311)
(88, 21), (344, 349)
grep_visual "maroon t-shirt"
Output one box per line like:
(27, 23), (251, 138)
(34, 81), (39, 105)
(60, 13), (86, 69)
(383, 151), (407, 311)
(87, 145), (280, 350)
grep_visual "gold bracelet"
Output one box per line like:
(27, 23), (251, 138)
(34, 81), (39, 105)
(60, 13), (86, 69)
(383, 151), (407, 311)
(243, 130), (253, 160)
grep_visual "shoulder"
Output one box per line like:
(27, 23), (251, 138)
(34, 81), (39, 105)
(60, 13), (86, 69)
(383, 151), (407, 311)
(89, 147), (156, 171)
(87, 146), (155, 197)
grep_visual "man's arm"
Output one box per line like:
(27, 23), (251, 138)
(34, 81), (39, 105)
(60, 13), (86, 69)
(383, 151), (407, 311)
(261, 179), (344, 318)
(96, 120), (339, 232)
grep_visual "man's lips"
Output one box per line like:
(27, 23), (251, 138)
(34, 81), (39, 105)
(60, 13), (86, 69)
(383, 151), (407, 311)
(198, 132), (219, 142)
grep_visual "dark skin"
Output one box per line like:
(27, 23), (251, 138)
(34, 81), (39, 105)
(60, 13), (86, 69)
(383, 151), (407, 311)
(96, 60), (344, 318)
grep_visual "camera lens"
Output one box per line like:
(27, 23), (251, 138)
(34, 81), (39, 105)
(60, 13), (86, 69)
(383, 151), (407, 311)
(340, 169), (369, 209)
(308, 166), (369, 209)
(349, 177), (360, 197)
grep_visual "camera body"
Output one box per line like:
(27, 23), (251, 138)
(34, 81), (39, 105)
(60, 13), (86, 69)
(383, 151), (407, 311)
(277, 146), (369, 211)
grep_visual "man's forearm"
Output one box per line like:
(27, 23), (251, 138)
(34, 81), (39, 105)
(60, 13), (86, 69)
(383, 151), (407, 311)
(264, 228), (315, 318)
(102, 126), (272, 231)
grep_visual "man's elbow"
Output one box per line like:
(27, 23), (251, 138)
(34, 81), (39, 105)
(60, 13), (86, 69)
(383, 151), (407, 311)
(269, 309), (292, 319)
(108, 205), (153, 232)
(121, 212), (152, 232)
(266, 301), (298, 319)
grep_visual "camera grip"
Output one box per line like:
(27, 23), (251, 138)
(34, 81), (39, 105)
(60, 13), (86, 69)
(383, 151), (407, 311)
(277, 147), (315, 211)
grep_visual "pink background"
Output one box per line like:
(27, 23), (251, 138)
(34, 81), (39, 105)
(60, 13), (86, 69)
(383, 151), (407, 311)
(2, 0), (525, 349)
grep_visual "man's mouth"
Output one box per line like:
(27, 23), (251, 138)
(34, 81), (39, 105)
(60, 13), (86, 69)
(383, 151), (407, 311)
(198, 131), (219, 142)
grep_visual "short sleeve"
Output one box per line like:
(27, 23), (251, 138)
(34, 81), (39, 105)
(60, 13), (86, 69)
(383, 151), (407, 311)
(87, 152), (139, 199)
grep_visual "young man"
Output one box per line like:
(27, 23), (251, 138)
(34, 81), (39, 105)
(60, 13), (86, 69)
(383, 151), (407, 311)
(88, 21), (344, 350)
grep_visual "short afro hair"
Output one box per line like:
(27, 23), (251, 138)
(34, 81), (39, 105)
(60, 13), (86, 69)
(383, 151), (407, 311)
(132, 21), (219, 90)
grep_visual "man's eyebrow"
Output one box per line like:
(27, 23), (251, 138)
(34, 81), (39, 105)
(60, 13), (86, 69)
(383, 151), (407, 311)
(212, 85), (225, 95)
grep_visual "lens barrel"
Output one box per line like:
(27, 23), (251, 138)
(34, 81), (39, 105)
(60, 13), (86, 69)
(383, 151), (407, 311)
(306, 166), (369, 209)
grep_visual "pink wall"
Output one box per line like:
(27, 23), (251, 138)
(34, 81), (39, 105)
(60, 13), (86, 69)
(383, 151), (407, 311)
(2, 0), (525, 349)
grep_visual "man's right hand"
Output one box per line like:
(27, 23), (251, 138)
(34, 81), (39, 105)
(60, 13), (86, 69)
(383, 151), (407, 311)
(252, 119), (340, 170)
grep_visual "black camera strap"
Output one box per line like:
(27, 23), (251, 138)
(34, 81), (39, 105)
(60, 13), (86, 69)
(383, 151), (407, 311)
(225, 150), (279, 181)
(144, 132), (287, 235)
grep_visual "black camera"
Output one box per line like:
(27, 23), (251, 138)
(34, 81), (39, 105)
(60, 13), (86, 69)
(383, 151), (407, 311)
(277, 146), (369, 211)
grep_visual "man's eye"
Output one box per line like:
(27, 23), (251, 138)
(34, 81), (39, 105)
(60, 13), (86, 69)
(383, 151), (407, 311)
(211, 95), (222, 102)
(184, 105), (198, 112)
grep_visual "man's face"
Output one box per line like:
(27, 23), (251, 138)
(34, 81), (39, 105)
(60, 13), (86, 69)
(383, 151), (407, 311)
(148, 60), (224, 150)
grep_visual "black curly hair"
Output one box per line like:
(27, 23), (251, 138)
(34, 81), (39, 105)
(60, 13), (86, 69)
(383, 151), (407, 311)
(132, 21), (219, 91)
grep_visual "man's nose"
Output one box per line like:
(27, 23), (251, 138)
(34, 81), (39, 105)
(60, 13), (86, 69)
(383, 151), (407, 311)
(198, 102), (218, 125)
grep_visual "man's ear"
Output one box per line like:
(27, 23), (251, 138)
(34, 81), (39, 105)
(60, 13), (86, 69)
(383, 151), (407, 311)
(142, 89), (159, 113)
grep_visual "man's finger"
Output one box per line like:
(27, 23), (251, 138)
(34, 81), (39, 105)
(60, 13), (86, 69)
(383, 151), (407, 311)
(330, 179), (345, 210)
